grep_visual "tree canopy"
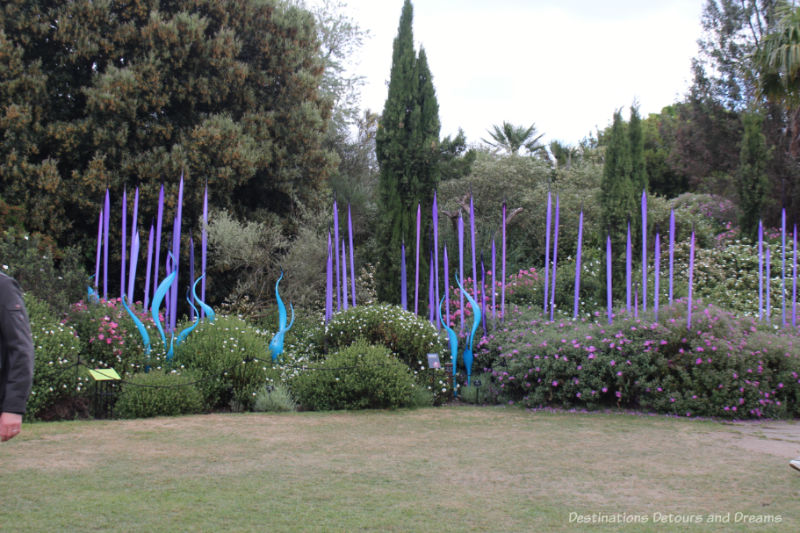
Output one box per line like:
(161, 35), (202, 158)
(0, 0), (336, 253)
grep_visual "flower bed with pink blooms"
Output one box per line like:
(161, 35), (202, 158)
(471, 300), (800, 419)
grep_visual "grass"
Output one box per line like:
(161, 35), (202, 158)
(2, 406), (800, 532)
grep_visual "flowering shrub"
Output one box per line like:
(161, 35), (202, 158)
(65, 298), (156, 376)
(321, 304), (451, 403)
(25, 294), (88, 420)
(290, 339), (416, 411)
(172, 314), (277, 411)
(115, 370), (204, 419)
(479, 299), (800, 418)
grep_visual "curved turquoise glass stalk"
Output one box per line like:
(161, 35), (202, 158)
(269, 272), (294, 362)
(151, 270), (177, 351)
(276, 271), (287, 330)
(121, 295), (151, 357)
(192, 274), (215, 323)
(456, 274), (481, 385)
(438, 295), (459, 391)
(88, 275), (99, 303)
(175, 288), (200, 347)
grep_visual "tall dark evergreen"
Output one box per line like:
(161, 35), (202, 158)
(375, 0), (440, 304)
(738, 111), (771, 240)
(629, 105), (647, 194)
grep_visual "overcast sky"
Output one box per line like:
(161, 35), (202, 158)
(321, 0), (705, 147)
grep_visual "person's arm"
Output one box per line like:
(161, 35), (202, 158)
(0, 276), (34, 441)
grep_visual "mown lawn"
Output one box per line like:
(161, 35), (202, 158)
(2, 406), (799, 532)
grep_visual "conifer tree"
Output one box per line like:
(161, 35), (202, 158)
(375, 0), (440, 303)
(629, 105), (648, 194)
(738, 111), (771, 240)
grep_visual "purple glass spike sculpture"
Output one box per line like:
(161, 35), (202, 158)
(573, 210), (583, 319)
(544, 191), (551, 316)
(758, 219), (764, 321)
(401, 241), (407, 311)
(641, 190), (647, 312)
(766, 247), (772, 322)
(794, 224), (798, 328)
(121, 186), (127, 300)
(429, 250), (435, 324)
(188, 235), (195, 320)
(333, 199), (340, 311)
(606, 234), (612, 325)
(95, 207), (103, 290)
(341, 238), (348, 311)
(458, 213), (465, 332)
(169, 176), (184, 333)
(103, 189), (110, 300)
(415, 203), (421, 315)
(433, 191), (439, 328)
(127, 187), (139, 303)
(782, 208), (787, 326)
(481, 256), (487, 336)
(492, 239), (497, 323)
(688, 228), (695, 330)
(201, 183), (208, 318)
(501, 203), (506, 322)
(626, 221), (632, 314)
(549, 195), (559, 322)
(325, 233), (333, 322)
(127, 231), (139, 306)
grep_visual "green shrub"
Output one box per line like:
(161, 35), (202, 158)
(172, 314), (275, 411)
(115, 370), (204, 419)
(321, 304), (450, 403)
(290, 339), (416, 411)
(253, 382), (296, 412)
(25, 293), (89, 420)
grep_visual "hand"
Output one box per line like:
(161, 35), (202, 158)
(0, 412), (23, 442)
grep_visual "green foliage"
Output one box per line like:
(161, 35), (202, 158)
(0, 229), (87, 314)
(737, 111), (771, 240)
(290, 340), (416, 410)
(600, 109), (637, 268)
(253, 382), (297, 412)
(629, 105), (647, 193)
(25, 294), (88, 420)
(172, 314), (274, 411)
(0, 0), (335, 264)
(321, 303), (450, 404)
(115, 370), (204, 419)
(375, 0), (440, 304)
(482, 122), (545, 156)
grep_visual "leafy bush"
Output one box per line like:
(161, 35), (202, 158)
(290, 340), (416, 411)
(478, 300), (800, 418)
(253, 382), (296, 412)
(25, 294), (89, 420)
(115, 370), (204, 419)
(321, 304), (449, 403)
(0, 229), (87, 314)
(172, 314), (275, 411)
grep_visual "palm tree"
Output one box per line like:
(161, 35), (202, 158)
(482, 121), (545, 155)
(754, 4), (800, 155)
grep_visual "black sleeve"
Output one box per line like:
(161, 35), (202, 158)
(0, 276), (35, 414)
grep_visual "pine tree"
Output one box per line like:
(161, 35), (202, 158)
(738, 111), (771, 240)
(375, 0), (440, 304)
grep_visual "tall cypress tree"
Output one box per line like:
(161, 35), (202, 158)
(629, 105), (647, 194)
(600, 110), (636, 292)
(375, 0), (440, 304)
(738, 111), (771, 241)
